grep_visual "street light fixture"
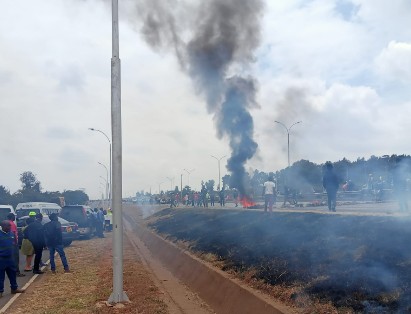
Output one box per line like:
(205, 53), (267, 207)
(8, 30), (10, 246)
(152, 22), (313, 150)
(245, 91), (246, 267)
(211, 155), (226, 190)
(274, 121), (302, 167)
(184, 168), (195, 187)
(89, 128), (112, 208)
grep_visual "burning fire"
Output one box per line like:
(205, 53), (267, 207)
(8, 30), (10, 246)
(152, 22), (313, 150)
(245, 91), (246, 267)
(240, 196), (256, 208)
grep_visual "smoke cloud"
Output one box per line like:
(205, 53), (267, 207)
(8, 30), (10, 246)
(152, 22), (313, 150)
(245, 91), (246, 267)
(130, 0), (264, 195)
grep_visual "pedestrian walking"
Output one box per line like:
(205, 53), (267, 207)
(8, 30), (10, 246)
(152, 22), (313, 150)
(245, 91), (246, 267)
(21, 217), (35, 272)
(0, 220), (25, 297)
(263, 174), (276, 212)
(6, 213), (25, 277)
(323, 162), (339, 212)
(26, 213), (46, 274)
(44, 214), (71, 274)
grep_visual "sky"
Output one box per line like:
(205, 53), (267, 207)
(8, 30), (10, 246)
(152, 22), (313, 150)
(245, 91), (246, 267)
(1, 0), (410, 199)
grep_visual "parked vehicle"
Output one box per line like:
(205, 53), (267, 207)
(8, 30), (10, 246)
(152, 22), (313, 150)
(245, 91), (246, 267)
(17, 215), (79, 247)
(59, 205), (95, 238)
(0, 205), (16, 221)
(15, 202), (61, 218)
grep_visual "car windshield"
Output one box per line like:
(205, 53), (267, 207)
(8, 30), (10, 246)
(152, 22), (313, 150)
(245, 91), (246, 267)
(16, 208), (40, 218)
(0, 208), (11, 221)
(60, 207), (86, 223)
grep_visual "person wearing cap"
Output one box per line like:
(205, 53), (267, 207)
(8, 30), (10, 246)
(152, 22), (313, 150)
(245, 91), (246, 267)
(25, 213), (46, 274)
(6, 213), (25, 277)
(44, 213), (70, 274)
(0, 220), (25, 297)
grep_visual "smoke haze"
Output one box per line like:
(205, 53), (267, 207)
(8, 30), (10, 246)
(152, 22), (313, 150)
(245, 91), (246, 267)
(130, 0), (264, 195)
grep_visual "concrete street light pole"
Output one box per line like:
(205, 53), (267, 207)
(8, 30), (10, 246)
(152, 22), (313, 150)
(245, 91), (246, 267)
(184, 168), (195, 187)
(211, 155), (226, 190)
(158, 182), (163, 194)
(98, 162), (109, 202)
(99, 175), (108, 200)
(274, 121), (302, 168)
(108, 0), (128, 303)
(89, 128), (112, 208)
(166, 177), (174, 191)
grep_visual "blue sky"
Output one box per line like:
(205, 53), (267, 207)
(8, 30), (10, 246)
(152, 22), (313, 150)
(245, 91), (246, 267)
(1, 0), (410, 199)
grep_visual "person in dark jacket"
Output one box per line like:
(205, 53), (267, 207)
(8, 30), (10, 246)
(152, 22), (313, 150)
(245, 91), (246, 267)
(0, 220), (25, 297)
(44, 214), (70, 274)
(323, 162), (340, 212)
(26, 213), (46, 274)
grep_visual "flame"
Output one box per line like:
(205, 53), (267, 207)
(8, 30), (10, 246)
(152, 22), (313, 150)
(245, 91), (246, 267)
(240, 196), (256, 208)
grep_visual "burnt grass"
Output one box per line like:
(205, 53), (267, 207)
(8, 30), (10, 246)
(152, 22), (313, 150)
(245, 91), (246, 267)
(147, 208), (411, 313)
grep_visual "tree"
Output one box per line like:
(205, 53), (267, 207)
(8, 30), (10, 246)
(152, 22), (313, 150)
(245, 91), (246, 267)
(20, 171), (41, 192)
(0, 185), (11, 204)
(205, 180), (215, 192)
(63, 190), (89, 205)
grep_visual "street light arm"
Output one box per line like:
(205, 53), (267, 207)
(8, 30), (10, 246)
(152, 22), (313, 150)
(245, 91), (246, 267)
(289, 121), (302, 131)
(89, 128), (111, 144)
(274, 121), (288, 132)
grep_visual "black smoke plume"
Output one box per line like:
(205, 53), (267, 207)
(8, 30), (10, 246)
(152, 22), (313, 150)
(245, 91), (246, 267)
(131, 0), (264, 195)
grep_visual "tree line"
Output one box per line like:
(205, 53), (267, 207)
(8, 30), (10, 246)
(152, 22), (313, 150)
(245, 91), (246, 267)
(137, 154), (411, 198)
(0, 171), (89, 208)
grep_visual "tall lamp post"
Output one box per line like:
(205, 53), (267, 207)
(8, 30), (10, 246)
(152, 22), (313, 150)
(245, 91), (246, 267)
(211, 155), (226, 190)
(274, 121), (302, 167)
(100, 175), (108, 200)
(98, 162), (109, 201)
(107, 0), (128, 303)
(184, 168), (195, 187)
(158, 182), (164, 194)
(89, 128), (112, 208)
(166, 177), (174, 191)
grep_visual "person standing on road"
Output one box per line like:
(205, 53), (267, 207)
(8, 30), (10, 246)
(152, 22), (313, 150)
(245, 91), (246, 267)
(21, 217), (35, 272)
(219, 188), (225, 207)
(0, 220), (25, 297)
(6, 213), (25, 277)
(26, 213), (46, 274)
(323, 162), (340, 212)
(263, 174), (276, 212)
(44, 214), (70, 274)
(94, 208), (105, 238)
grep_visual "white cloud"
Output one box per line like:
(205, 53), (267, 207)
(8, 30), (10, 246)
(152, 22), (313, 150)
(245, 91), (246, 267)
(375, 41), (411, 83)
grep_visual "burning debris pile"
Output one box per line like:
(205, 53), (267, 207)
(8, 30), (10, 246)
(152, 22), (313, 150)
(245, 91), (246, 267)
(149, 208), (411, 313)
(132, 0), (263, 197)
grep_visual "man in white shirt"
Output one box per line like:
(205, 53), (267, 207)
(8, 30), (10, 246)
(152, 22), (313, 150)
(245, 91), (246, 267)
(263, 174), (276, 212)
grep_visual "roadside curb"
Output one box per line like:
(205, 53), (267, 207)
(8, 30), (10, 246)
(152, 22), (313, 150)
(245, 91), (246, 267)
(125, 213), (292, 314)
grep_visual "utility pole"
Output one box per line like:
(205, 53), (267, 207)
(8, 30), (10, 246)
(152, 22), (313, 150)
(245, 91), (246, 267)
(108, 0), (128, 303)
(211, 155), (226, 190)
(274, 121), (302, 167)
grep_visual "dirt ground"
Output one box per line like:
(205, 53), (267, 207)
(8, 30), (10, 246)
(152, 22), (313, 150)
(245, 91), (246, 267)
(8, 234), (168, 314)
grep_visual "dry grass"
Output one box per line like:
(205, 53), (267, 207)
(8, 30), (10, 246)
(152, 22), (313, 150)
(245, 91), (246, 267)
(9, 233), (168, 314)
